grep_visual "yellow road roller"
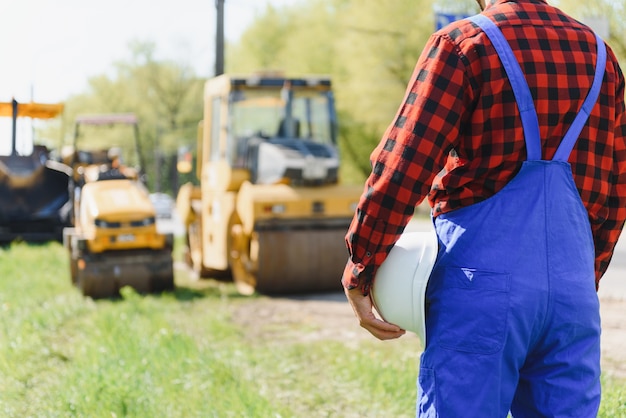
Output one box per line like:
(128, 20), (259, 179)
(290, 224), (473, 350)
(177, 74), (362, 295)
(63, 114), (174, 298)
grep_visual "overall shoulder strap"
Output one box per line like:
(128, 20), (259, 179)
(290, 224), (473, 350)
(468, 14), (542, 161)
(552, 33), (606, 161)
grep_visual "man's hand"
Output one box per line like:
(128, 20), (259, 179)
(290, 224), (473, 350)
(344, 286), (406, 340)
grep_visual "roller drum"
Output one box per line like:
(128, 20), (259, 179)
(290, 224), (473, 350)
(251, 227), (348, 294)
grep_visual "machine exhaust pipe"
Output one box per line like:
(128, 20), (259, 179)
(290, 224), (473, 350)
(11, 98), (18, 156)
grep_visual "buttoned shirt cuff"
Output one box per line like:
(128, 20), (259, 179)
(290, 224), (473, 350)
(341, 259), (373, 296)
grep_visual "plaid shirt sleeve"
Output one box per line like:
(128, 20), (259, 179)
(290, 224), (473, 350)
(342, 33), (467, 295)
(592, 56), (626, 283)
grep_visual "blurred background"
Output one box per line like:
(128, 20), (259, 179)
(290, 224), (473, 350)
(0, 0), (620, 196)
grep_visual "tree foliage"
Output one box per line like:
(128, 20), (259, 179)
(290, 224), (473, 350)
(555, 0), (626, 62)
(332, 1), (437, 180)
(61, 41), (203, 193)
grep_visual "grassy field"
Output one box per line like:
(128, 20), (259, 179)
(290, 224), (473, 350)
(0, 241), (625, 417)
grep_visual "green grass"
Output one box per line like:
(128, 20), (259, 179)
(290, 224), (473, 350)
(0, 241), (624, 417)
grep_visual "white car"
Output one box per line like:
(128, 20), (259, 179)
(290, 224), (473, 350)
(149, 193), (174, 219)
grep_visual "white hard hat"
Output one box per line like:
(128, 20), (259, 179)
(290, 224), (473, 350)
(371, 229), (438, 345)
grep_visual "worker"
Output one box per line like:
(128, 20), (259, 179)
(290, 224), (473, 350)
(107, 147), (124, 170)
(342, 0), (626, 416)
(277, 117), (301, 138)
(98, 147), (136, 180)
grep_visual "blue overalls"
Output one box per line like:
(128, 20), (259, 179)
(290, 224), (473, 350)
(417, 15), (607, 417)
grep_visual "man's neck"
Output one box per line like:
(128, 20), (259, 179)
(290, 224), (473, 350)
(476, 0), (498, 11)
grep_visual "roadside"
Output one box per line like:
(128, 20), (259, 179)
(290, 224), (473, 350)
(231, 290), (626, 380)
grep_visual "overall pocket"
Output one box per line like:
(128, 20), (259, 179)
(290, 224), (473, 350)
(426, 266), (511, 354)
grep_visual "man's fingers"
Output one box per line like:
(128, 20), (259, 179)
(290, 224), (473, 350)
(359, 316), (406, 340)
(344, 286), (406, 340)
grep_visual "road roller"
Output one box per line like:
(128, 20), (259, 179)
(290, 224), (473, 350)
(63, 114), (174, 298)
(176, 73), (362, 295)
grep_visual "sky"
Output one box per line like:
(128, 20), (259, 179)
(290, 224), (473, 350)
(0, 0), (300, 104)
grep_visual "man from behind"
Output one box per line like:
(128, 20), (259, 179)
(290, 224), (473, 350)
(342, 0), (626, 416)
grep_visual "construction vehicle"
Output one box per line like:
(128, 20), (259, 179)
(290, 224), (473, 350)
(176, 74), (363, 295)
(0, 99), (72, 243)
(62, 114), (174, 298)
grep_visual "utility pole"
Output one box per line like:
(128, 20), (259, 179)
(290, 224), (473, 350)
(215, 0), (225, 76)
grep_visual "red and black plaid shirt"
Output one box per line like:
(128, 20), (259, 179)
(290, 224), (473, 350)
(343, 0), (626, 294)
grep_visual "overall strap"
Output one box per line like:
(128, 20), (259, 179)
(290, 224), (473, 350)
(552, 33), (606, 161)
(469, 14), (607, 162)
(468, 14), (542, 161)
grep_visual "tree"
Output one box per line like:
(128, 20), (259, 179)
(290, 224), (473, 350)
(226, 1), (337, 75)
(60, 41), (204, 194)
(332, 0), (436, 181)
(556, 0), (626, 63)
